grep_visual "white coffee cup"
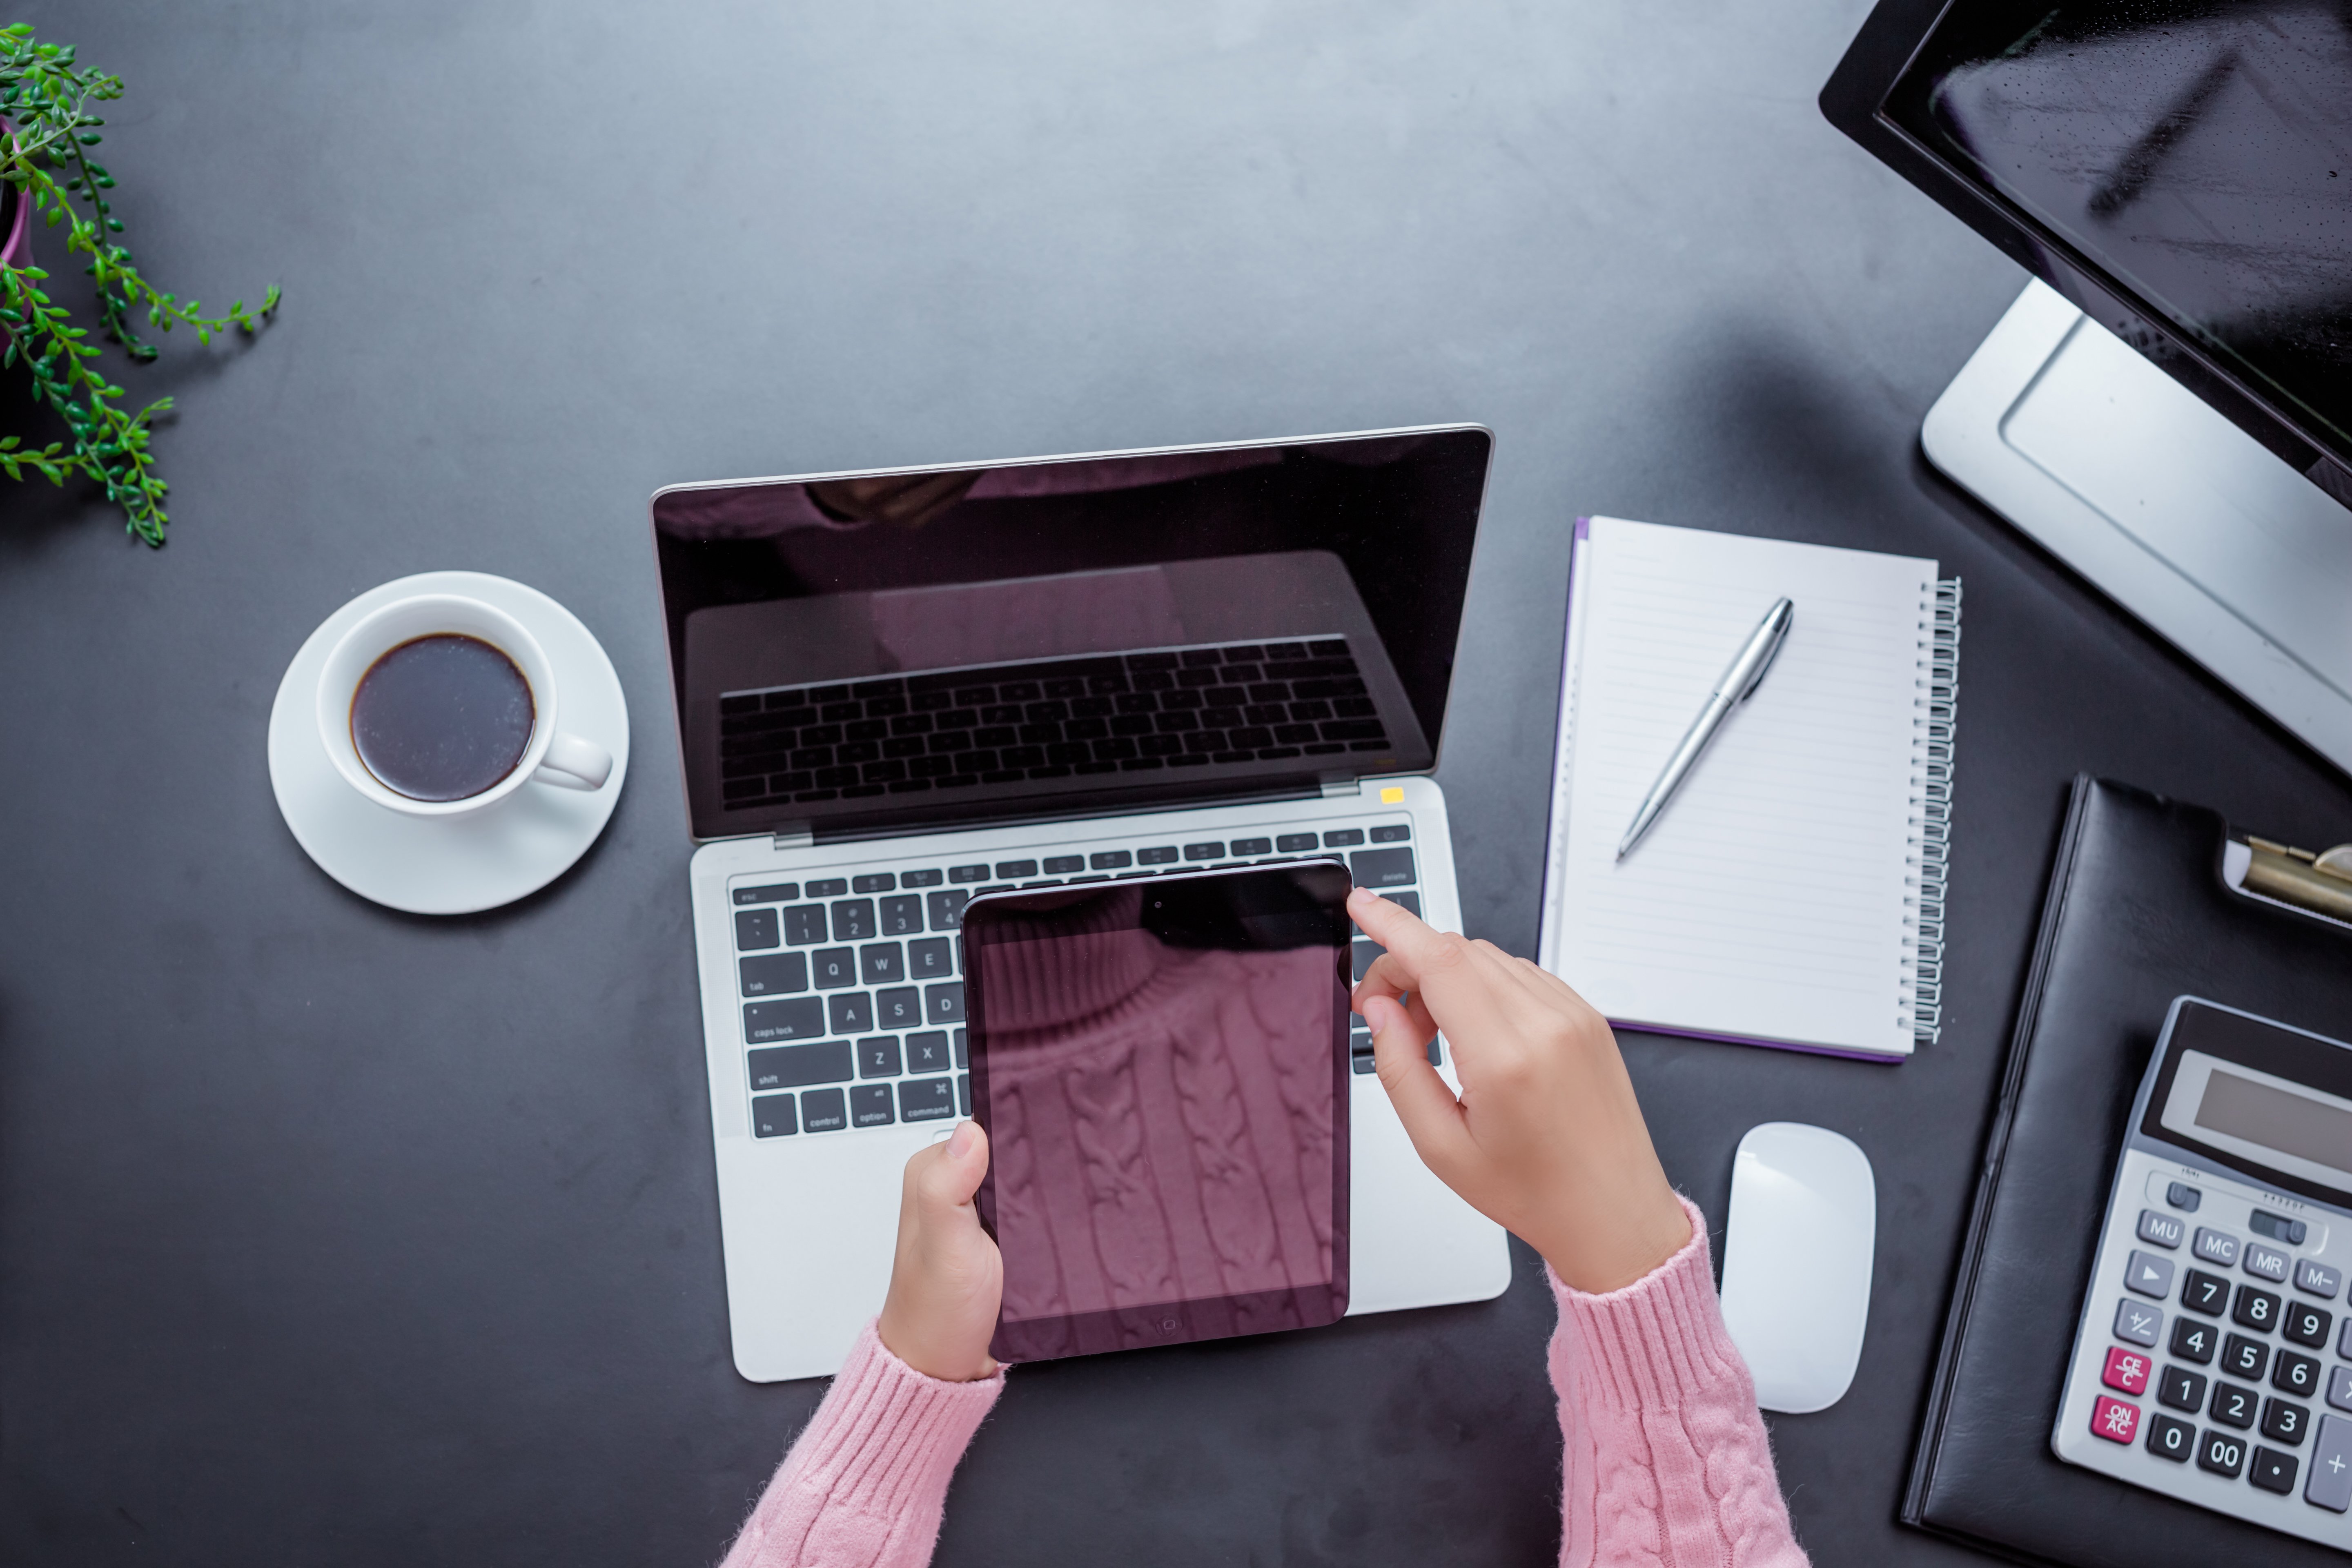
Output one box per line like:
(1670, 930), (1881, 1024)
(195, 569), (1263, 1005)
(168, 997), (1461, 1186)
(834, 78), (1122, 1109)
(316, 593), (613, 817)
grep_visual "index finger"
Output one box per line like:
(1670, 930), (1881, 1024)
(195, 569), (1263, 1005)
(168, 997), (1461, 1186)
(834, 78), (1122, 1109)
(1346, 886), (1455, 969)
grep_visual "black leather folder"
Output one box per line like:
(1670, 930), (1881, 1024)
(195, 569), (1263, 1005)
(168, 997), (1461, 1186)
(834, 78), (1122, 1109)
(1905, 776), (2352, 1566)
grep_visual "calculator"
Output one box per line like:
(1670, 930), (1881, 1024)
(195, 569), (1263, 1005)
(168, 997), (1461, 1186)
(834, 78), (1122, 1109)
(2056, 998), (2352, 1549)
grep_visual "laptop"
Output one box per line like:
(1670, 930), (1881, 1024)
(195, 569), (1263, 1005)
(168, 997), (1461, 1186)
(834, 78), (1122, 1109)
(650, 427), (1513, 1381)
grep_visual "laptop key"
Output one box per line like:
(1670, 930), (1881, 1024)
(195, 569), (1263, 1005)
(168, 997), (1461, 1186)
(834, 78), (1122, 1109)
(858, 1036), (903, 1079)
(831, 900), (876, 941)
(739, 953), (808, 996)
(800, 1088), (849, 1132)
(1275, 833), (1319, 852)
(850, 1085), (895, 1128)
(925, 982), (965, 1025)
(1371, 823), (1410, 842)
(734, 882), (799, 906)
(746, 1039), (852, 1088)
(1350, 847), (1417, 888)
(901, 868), (944, 887)
(733, 909), (779, 951)
(900, 1078), (957, 1122)
(949, 864), (989, 883)
(860, 943), (904, 984)
(743, 998), (826, 1044)
(783, 905), (828, 945)
(806, 878), (849, 898)
(1381, 891), (1421, 917)
(1229, 837), (1272, 855)
(829, 993), (875, 1034)
(907, 1031), (953, 1074)
(876, 986), (922, 1029)
(811, 948), (856, 988)
(852, 873), (895, 893)
(957, 1074), (971, 1117)
(880, 895), (924, 935)
(908, 938), (953, 980)
(751, 1094), (798, 1138)
(926, 890), (969, 931)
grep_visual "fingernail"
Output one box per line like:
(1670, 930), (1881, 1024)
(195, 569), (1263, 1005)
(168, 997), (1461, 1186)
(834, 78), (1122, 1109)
(947, 1119), (978, 1158)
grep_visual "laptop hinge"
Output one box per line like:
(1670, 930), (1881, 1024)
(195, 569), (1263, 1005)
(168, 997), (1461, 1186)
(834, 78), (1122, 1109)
(1320, 775), (1363, 799)
(770, 826), (813, 851)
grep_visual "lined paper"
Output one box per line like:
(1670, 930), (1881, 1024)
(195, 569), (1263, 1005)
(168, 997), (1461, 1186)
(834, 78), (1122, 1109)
(1539, 518), (1936, 1058)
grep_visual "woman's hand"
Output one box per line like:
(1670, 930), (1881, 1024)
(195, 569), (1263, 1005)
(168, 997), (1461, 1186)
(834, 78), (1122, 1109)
(1348, 887), (1691, 1293)
(875, 1119), (1004, 1381)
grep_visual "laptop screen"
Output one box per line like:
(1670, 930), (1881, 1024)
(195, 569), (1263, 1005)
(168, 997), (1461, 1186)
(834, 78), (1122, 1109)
(650, 428), (1492, 840)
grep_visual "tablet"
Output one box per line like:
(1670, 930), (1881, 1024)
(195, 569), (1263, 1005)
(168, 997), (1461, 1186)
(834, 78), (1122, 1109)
(963, 863), (1352, 1362)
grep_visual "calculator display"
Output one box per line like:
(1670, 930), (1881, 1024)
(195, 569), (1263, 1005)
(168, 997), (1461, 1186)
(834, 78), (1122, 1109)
(2163, 1053), (2352, 1197)
(2054, 998), (2352, 1549)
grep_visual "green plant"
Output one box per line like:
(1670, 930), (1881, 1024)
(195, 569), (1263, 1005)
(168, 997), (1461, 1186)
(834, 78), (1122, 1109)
(0, 25), (278, 545)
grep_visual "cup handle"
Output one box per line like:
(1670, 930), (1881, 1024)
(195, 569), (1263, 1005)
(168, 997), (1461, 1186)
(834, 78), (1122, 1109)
(534, 731), (614, 791)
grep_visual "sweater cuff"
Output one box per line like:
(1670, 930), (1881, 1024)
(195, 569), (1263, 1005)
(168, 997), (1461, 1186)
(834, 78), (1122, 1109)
(1548, 1195), (1753, 1413)
(788, 1321), (1004, 1515)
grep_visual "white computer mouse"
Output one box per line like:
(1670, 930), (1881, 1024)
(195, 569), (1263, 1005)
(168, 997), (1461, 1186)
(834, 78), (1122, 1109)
(1718, 1121), (1875, 1414)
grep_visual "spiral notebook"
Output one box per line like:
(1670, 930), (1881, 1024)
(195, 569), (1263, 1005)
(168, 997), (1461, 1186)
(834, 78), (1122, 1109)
(1536, 517), (1960, 1060)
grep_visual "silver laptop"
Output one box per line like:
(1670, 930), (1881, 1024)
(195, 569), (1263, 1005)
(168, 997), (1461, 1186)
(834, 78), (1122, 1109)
(651, 428), (1511, 1382)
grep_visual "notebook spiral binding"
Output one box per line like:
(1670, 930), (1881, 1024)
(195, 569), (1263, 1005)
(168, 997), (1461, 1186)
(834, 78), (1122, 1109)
(1905, 578), (1962, 1044)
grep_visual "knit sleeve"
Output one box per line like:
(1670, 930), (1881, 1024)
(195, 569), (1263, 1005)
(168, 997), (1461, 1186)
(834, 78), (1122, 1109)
(721, 1321), (1002, 1568)
(1548, 1196), (1810, 1568)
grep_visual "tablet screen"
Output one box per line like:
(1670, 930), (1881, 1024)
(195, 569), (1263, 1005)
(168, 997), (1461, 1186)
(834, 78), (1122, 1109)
(962, 864), (1352, 1362)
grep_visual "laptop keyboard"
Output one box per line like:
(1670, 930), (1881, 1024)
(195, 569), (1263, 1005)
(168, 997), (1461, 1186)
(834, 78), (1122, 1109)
(716, 637), (1393, 812)
(731, 819), (1426, 1137)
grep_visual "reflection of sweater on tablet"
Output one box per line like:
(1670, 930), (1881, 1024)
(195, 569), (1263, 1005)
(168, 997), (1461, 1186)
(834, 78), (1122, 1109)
(718, 1198), (1810, 1567)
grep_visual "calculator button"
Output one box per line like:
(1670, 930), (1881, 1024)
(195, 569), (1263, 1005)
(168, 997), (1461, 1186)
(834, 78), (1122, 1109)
(2265, 1396), (2313, 1446)
(2223, 1334), (2271, 1381)
(2277, 1350), (2322, 1399)
(2234, 1285), (2282, 1332)
(2102, 1346), (2153, 1394)
(2137, 1209), (2186, 1249)
(2300, 1260), (2345, 1300)
(2146, 1412), (2196, 1461)
(2251, 1446), (2300, 1495)
(2309, 1415), (2352, 1510)
(2199, 1429), (2248, 1477)
(2158, 1365), (2208, 1411)
(2124, 1250), (2175, 1299)
(2244, 1242), (2292, 1286)
(2090, 1396), (2140, 1444)
(2212, 1382), (2260, 1429)
(2193, 1228), (2241, 1267)
(2182, 1269), (2230, 1316)
(2171, 1318), (2218, 1364)
(2114, 1298), (2164, 1348)
(2334, 1366), (2352, 1412)
(2166, 1181), (2202, 1212)
(2287, 1301), (2334, 1349)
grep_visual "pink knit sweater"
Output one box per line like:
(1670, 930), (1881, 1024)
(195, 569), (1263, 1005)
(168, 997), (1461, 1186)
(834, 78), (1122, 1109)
(720, 1198), (1808, 1567)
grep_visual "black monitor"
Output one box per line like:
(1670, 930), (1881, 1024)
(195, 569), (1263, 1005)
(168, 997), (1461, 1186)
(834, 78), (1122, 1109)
(1822, 0), (2352, 500)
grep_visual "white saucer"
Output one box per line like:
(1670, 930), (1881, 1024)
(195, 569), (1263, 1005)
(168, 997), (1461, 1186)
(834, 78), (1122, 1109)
(267, 571), (631, 915)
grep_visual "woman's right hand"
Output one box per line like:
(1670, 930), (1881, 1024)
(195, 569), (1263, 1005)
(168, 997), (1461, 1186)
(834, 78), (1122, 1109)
(1348, 887), (1691, 1294)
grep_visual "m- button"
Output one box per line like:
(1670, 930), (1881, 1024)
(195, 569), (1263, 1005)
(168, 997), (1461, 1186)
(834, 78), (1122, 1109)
(2193, 1227), (2241, 1267)
(2137, 1209), (2185, 1250)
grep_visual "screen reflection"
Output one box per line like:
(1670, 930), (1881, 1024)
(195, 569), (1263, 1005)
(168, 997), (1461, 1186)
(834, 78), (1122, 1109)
(965, 873), (1350, 1361)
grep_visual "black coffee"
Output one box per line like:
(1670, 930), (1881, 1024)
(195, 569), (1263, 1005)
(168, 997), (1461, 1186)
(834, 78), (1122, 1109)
(350, 634), (535, 802)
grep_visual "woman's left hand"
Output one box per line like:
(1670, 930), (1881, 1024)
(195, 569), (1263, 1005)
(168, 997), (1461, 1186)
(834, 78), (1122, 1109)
(875, 1119), (1004, 1382)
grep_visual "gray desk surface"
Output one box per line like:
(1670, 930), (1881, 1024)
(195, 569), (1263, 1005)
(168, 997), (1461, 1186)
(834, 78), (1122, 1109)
(4, 2), (2348, 1564)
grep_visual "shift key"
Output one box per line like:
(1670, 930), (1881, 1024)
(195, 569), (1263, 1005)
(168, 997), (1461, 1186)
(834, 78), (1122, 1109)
(747, 1040), (854, 1092)
(744, 996), (826, 1043)
(1349, 846), (1417, 889)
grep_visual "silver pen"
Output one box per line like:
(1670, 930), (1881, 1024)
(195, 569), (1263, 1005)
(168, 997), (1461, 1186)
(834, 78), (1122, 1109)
(1616, 597), (1795, 860)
